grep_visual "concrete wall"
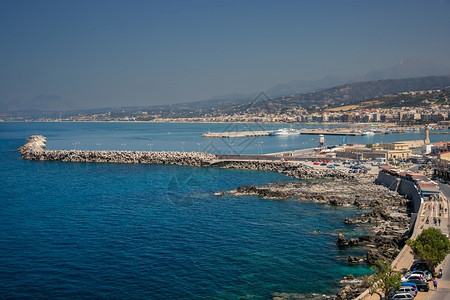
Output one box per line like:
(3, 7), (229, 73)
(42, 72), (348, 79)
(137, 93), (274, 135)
(377, 171), (422, 213)
(398, 180), (422, 213)
(377, 171), (400, 191)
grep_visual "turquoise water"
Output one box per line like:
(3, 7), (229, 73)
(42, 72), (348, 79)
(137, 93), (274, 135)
(1, 122), (442, 299)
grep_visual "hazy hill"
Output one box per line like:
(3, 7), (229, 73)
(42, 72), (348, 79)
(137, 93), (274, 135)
(0, 95), (76, 113)
(363, 57), (450, 81)
(264, 57), (450, 98)
(272, 75), (450, 109)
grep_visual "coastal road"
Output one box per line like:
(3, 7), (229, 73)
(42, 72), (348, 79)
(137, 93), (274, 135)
(425, 181), (450, 300)
(425, 255), (450, 300)
(362, 182), (449, 300)
(419, 196), (449, 300)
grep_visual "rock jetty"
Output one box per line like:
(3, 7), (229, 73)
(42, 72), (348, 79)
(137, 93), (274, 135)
(19, 136), (352, 180)
(18, 135), (216, 167)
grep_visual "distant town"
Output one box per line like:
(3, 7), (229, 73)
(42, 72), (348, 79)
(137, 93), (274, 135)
(2, 89), (449, 126)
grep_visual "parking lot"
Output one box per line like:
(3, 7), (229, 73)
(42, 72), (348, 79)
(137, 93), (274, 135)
(298, 159), (380, 176)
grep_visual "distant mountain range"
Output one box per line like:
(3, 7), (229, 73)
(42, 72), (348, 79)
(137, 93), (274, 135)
(270, 75), (450, 108)
(204, 57), (450, 102)
(1, 57), (450, 116)
(0, 95), (75, 113)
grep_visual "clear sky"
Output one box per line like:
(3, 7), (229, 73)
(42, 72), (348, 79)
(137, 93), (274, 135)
(1, 0), (450, 109)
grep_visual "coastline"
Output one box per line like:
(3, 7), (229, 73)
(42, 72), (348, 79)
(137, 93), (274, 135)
(224, 177), (411, 300)
(18, 135), (411, 299)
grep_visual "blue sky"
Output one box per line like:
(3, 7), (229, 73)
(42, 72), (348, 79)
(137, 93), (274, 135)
(1, 0), (450, 109)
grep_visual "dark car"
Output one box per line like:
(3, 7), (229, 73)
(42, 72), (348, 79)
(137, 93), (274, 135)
(410, 261), (428, 271)
(406, 279), (429, 291)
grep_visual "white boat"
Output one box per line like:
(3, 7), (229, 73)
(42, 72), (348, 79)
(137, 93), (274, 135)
(269, 128), (300, 136)
(362, 131), (375, 136)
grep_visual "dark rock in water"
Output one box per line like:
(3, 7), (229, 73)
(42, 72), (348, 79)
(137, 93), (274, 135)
(349, 238), (359, 246)
(337, 234), (359, 247)
(347, 256), (359, 263)
(329, 199), (339, 206)
(271, 292), (335, 299)
(336, 233), (349, 247)
(347, 256), (365, 264)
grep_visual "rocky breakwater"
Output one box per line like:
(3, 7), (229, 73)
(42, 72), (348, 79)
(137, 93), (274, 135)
(213, 160), (349, 180)
(224, 176), (410, 300)
(18, 135), (217, 167)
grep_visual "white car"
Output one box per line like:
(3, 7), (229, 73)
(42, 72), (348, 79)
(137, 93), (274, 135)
(401, 273), (426, 282)
(388, 293), (414, 300)
(404, 270), (432, 281)
(397, 286), (417, 296)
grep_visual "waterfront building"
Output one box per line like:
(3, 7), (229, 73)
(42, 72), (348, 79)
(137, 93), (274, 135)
(434, 151), (450, 180)
(336, 146), (412, 161)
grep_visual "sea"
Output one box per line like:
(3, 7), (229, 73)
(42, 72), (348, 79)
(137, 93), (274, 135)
(0, 122), (448, 299)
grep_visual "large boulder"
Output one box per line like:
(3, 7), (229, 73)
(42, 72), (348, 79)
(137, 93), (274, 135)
(337, 233), (349, 247)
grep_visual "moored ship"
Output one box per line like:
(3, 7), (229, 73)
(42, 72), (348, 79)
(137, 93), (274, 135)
(269, 128), (300, 136)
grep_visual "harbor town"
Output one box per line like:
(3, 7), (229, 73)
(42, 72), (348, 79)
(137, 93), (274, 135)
(3, 2), (450, 299)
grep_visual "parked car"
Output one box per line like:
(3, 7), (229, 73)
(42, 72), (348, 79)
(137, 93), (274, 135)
(401, 282), (417, 291)
(401, 274), (426, 282)
(387, 292), (414, 300)
(387, 293), (414, 299)
(405, 279), (429, 292)
(410, 261), (428, 271)
(397, 286), (417, 296)
(404, 270), (432, 281)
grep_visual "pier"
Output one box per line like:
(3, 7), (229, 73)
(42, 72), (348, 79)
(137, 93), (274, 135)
(202, 128), (362, 138)
(298, 129), (362, 136)
(201, 130), (271, 138)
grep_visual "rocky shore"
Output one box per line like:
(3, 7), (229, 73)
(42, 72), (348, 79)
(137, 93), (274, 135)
(212, 160), (349, 180)
(224, 176), (411, 300)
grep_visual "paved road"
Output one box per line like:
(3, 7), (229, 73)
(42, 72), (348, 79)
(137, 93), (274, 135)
(362, 172), (450, 300)
(425, 255), (450, 300)
(437, 181), (450, 200)
(422, 181), (450, 300)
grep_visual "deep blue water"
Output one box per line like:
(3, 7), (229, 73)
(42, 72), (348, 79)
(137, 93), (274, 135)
(1, 122), (444, 299)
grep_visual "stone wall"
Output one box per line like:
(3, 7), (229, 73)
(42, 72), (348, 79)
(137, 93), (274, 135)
(376, 171), (422, 213)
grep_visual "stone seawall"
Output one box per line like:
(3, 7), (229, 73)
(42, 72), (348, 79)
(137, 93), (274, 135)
(376, 171), (422, 213)
(18, 135), (216, 167)
(19, 135), (350, 180)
